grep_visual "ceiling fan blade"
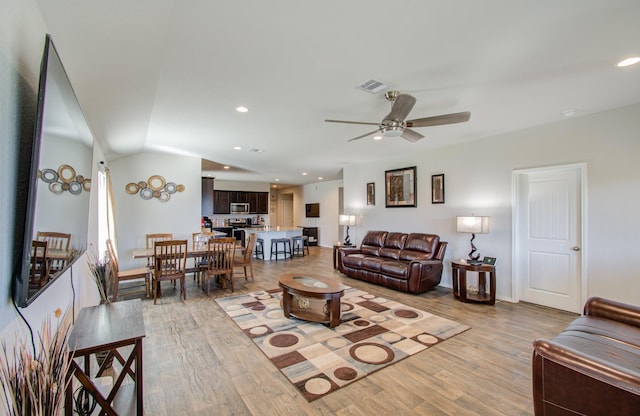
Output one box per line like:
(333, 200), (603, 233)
(401, 128), (424, 142)
(347, 130), (380, 142)
(325, 119), (380, 126)
(384, 94), (416, 122)
(406, 111), (471, 128)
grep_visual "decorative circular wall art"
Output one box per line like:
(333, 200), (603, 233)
(125, 175), (185, 202)
(38, 164), (91, 195)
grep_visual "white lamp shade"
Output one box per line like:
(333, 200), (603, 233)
(456, 216), (489, 234)
(339, 214), (356, 226)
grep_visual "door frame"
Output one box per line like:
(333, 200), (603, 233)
(511, 163), (588, 311)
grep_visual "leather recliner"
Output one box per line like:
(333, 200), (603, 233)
(532, 297), (640, 415)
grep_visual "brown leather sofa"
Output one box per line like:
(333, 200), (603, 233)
(532, 297), (640, 415)
(337, 231), (447, 294)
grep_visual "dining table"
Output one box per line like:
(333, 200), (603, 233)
(131, 235), (242, 297)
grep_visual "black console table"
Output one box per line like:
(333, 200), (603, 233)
(65, 299), (145, 415)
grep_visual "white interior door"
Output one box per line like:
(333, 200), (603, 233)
(514, 165), (584, 313)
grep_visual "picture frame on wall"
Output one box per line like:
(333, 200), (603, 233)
(366, 182), (375, 205)
(385, 166), (417, 208)
(431, 174), (445, 204)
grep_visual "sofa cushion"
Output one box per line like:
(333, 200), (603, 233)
(399, 233), (439, 261)
(360, 230), (388, 256)
(379, 232), (407, 260)
(380, 261), (409, 279)
(362, 257), (385, 272)
(342, 253), (368, 269)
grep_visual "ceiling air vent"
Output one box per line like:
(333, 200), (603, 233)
(357, 79), (391, 94)
(249, 148), (264, 153)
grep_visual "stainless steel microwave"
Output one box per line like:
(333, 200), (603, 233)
(230, 203), (250, 213)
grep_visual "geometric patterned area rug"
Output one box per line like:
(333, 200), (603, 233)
(215, 286), (470, 401)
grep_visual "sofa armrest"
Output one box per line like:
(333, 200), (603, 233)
(584, 297), (640, 328)
(533, 338), (640, 395)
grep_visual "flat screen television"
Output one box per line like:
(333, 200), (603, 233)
(305, 203), (320, 218)
(13, 35), (94, 307)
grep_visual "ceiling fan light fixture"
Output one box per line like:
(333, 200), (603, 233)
(617, 57), (640, 67)
(382, 126), (404, 137)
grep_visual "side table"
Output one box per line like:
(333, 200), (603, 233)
(333, 243), (353, 269)
(65, 299), (146, 415)
(451, 261), (496, 305)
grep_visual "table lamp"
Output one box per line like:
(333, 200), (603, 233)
(456, 216), (489, 261)
(339, 214), (356, 246)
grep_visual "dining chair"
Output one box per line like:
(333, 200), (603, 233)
(29, 240), (49, 289)
(153, 240), (188, 304)
(36, 231), (71, 274)
(233, 232), (257, 282)
(106, 239), (151, 302)
(191, 232), (213, 285)
(201, 237), (236, 295)
(146, 233), (173, 270)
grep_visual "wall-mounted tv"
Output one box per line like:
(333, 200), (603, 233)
(305, 203), (320, 218)
(13, 35), (94, 307)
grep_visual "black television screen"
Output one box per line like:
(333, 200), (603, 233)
(13, 35), (94, 307)
(305, 203), (320, 218)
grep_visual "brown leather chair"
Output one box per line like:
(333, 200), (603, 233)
(532, 297), (640, 415)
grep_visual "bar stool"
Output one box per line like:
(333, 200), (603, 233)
(254, 238), (264, 260)
(292, 235), (310, 257)
(270, 238), (291, 261)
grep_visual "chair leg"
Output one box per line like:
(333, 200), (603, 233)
(153, 278), (158, 305)
(229, 272), (234, 292)
(112, 278), (119, 303)
(182, 277), (186, 300)
(145, 273), (150, 298)
(249, 264), (254, 280)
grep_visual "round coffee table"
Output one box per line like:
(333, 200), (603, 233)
(278, 273), (345, 328)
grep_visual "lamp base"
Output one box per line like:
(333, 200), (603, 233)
(344, 226), (351, 246)
(468, 233), (481, 261)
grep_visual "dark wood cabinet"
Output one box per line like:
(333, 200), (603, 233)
(210, 189), (269, 214)
(302, 227), (318, 246)
(213, 190), (230, 214)
(256, 192), (268, 214)
(201, 178), (214, 216)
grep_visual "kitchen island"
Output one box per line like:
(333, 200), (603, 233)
(244, 227), (303, 260)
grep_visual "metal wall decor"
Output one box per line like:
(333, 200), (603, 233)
(38, 164), (91, 195)
(125, 175), (185, 202)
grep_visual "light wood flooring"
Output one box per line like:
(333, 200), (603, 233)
(120, 246), (577, 415)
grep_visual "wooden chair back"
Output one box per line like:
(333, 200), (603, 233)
(36, 231), (71, 272)
(202, 237), (236, 294)
(242, 233), (258, 262)
(30, 240), (48, 289)
(153, 240), (188, 304)
(146, 233), (173, 268)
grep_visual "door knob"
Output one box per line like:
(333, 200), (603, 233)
(571, 246), (581, 251)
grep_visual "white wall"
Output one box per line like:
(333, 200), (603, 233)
(293, 180), (342, 247)
(0, 0), (102, 345)
(110, 152), (201, 269)
(343, 103), (640, 306)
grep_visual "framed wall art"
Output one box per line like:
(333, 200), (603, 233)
(431, 173), (445, 204)
(385, 166), (416, 208)
(366, 182), (375, 205)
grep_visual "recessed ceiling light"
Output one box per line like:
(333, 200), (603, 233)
(236, 106), (249, 112)
(223, 166), (230, 169)
(617, 57), (640, 67)
(274, 179), (280, 182)
(373, 135), (383, 140)
(233, 146), (242, 150)
(302, 172), (308, 176)
(318, 177), (323, 180)
(561, 109), (576, 117)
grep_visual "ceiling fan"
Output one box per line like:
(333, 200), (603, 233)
(325, 91), (470, 142)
